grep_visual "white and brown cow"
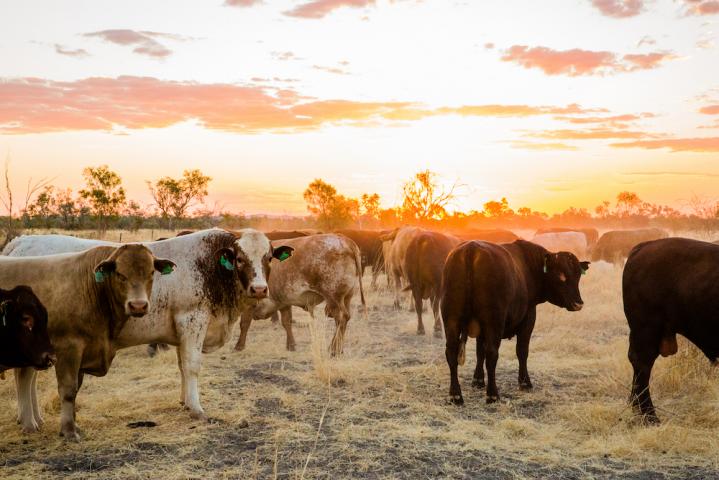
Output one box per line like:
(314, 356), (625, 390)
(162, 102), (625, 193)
(0, 244), (174, 439)
(3, 228), (293, 436)
(234, 234), (365, 356)
(380, 226), (422, 310)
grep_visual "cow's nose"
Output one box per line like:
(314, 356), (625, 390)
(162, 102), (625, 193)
(249, 285), (268, 299)
(570, 301), (584, 311)
(43, 352), (57, 367)
(128, 300), (149, 314)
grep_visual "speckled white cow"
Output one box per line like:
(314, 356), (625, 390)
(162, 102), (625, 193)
(234, 234), (365, 356)
(3, 229), (293, 434)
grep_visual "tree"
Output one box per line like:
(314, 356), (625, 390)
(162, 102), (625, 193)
(360, 193), (380, 220)
(303, 179), (357, 229)
(79, 165), (126, 231)
(482, 197), (514, 218)
(148, 169), (212, 228)
(55, 188), (80, 229)
(616, 191), (642, 217)
(26, 185), (56, 227)
(401, 170), (457, 222)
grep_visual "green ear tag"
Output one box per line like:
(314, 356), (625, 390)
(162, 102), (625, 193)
(161, 265), (174, 275)
(220, 255), (235, 271)
(278, 251), (290, 262)
(543, 259), (548, 274)
(581, 269), (587, 276)
(95, 271), (106, 283)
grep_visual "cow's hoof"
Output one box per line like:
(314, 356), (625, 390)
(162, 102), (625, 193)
(189, 410), (208, 421)
(286, 344), (296, 352)
(234, 344), (245, 352)
(519, 382), (533, 391)
(21, 422), (40, 434)
(416, 329), (425, 336)
(471, 379), (485, 389)
(486, 395), (499, 404)
(59, 429), (81, 442)
(641, 413), (661, 425)
(433, 329), (443, 339)
(448, 395), (464, 406)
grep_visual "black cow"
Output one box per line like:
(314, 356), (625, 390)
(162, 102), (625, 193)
(0, 286), (55, 372)
(441, 240), (589, 404)
(623, 237), (719, 424)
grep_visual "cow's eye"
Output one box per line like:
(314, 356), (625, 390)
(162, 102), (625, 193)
(116, 273), (127, 282)
(22, 315), (34, 331)
(558, 273), (567, 282)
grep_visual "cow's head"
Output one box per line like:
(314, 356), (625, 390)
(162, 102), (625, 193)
(0, 286), (55, 370)
(542, 252), (590, 312)
(215, 229), (293, 300)
(94, 244), (176, 317)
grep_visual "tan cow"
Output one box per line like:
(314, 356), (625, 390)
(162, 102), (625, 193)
(592, 228), (668, 264)
(234, 234), (365, 356)
(531, 232), (588, 260)
(0, 245), (175, 440)
(380, 226), (423, 310)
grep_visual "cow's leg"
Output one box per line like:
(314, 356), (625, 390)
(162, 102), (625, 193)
(444, 317), (463, 405)
(484, 333), (501, 403)
(414, 288), (425, 335)
(280, 307), (296, 351)
(516, 310), (537, 390)
(392, 271), (403, 310)
(628, 329), (660, 423)
(15, 367), (40, 433)
(271, 311), (280, 324)
(330, 300), (350, 356)
(431, 295), (443, 338)
(177, 313), (210, 420)
(55, 348), (83, 441)
(176, 347), (185, 406)
(472, 335), (486, 389)
(30, 371), (44, 427)
(234, 309), (254, 351)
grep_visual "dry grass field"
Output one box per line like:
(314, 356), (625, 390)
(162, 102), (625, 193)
(1, 229), (718, 479)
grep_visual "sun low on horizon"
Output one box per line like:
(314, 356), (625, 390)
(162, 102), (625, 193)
(1, 0), (718, 216)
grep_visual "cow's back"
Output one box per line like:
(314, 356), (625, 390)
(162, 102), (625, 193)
(594, 228), (668, 262)
(531, 232), (587, 259)
(405, 232), (459, 299)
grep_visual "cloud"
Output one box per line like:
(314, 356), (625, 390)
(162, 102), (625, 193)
(484, 42), (495, 50)
(529, 128), (655, 140)
(54, 44), (90, 58)
(312, 64), (350, 75)
(83, 30), (192, 58)
(552, 113), (652, 127)
(591, 0), (645, 18)
(284, 0), (374, 18)
(684, 0), (719, 15)
(611, 137), (719, 152)
(700, 104), (719, 114)
(622, 170), (719, 177)
(510, 141), (579, 151)
(271, 51), (300, 61)
(637, 35), (656, 47)
(224, 0), (262, 6)
(0, 76), (615, 135)
(501, 45), (674, 76)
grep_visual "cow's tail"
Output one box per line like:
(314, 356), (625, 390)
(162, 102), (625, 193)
(458, 330), (468, 366)
(349, 239), (367, 319)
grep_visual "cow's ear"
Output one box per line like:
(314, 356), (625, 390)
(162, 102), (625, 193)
(216, 248), (236, 271)
(94, 260), (116, 283)
(580, 261), (590, 275)
(0, 300), (14, 327)
(154, 258), (176, 275)
(272, 246), (294, 262)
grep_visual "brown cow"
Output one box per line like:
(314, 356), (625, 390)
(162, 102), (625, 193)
(535, 227), (599, 248)
(592, 228), (668, 264)
(403, 231), (460, 336)
(0, 286), (55, 373)
(452, 229), (519, 243)
(441, 240), (589, 404)
(623, 238), (719, 424)
(334, 229), (386, 286)
(0, 244), (175, 439)
(235, 234), (365, 356)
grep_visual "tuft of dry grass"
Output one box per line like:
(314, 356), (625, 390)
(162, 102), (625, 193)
(1, 229), (718, 478)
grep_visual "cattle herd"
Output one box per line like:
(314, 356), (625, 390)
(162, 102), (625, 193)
(0, 224), (714, 442)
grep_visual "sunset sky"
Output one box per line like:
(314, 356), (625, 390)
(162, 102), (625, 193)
(1, 0), (718, 215)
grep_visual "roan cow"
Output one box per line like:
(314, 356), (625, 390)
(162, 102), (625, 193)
(623, 237), (719, 424)
(441, 240), (589, 404)
(380, 227), (422, 309)
(0, 244), (174, 439)
(3, 229), (293, 435)
(234, 234), (364, 356)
